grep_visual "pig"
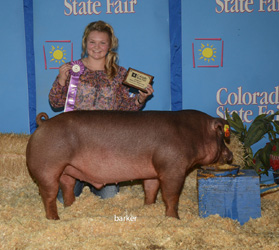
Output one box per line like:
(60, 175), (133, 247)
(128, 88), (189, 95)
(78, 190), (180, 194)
(26, 110), (233, 220)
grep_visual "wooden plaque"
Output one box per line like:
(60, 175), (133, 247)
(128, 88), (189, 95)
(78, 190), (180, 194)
(123, 68), (154, 93)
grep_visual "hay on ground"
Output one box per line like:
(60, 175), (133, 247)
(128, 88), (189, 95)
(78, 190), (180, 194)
(1, 133), (279, 250)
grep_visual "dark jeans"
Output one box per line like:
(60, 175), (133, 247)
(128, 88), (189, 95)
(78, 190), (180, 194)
(57, 179), (119, 204)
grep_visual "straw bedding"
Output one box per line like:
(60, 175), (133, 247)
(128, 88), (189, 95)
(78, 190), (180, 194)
(1, 133), (279, 250)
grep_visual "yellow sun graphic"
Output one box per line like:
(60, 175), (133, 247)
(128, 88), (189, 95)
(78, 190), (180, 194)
(198, 43), (217, 63)
(50, 46), (66, 64)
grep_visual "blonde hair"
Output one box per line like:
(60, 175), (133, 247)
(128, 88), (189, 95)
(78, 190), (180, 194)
(81, 21), (119, 80)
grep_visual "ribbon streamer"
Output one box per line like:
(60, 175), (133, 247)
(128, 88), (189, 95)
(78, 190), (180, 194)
(64, 60), (84, 112)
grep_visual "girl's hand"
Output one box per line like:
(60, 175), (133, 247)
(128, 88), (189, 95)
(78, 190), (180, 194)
(137, 84), (154, 105)
(58, 63), (72, 86)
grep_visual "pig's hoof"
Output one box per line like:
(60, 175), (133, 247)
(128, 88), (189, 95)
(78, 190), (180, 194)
(144, 200), (156, 205)
(46, 214), (60, 220)
(166, 214), (180, 220)
(165, 212), (180, 219)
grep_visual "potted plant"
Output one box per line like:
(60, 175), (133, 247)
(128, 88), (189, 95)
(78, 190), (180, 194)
(225, 109), (279, 175)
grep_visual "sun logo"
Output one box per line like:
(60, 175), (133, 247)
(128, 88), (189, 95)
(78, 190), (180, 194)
(198, 43), (217, 63)
(49, 46), (66, 64)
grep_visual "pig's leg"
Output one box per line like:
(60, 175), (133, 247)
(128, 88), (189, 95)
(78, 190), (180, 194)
(143, 179), (160, 204)
(160, 176), (185, 219)
(59, 173), (76, 207)
(39, 183), (60, 220)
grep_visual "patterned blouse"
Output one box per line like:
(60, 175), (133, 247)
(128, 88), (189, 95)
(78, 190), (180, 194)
(49, 60), (143, 111)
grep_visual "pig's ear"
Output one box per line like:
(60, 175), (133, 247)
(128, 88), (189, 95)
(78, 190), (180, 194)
(213, 119), (230, 143)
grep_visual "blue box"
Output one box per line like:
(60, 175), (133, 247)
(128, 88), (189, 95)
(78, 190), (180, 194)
(198, 169), (261, 225)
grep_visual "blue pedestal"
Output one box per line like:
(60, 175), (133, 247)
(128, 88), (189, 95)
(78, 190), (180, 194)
(198, 169), (261, 225)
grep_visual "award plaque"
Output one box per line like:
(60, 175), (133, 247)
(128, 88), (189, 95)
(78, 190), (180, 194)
(123, 68), (154, 92)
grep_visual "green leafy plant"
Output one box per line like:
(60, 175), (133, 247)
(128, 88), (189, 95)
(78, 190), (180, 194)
(225, 110), (279, 175)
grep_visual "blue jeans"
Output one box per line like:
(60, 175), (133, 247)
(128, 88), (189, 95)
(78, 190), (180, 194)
(57, 180), (119, 204)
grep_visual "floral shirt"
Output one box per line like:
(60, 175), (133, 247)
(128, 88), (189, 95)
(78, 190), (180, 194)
(49, 60), (143, 111)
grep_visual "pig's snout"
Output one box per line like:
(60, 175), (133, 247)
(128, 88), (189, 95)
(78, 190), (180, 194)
(220, 147), (233, 164)
(227, 150), (233, 163)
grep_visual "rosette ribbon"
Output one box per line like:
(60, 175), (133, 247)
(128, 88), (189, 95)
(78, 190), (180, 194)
(64, 60), (85, 112)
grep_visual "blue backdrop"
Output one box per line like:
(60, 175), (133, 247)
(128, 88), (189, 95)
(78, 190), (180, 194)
(182, 1), (279, 122)
(0, 0), (30, 133)
(1, 0), (278, 147)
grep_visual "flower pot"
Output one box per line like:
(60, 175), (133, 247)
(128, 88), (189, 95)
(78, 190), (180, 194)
(260, 169), (274, 185)
(273, 172), (279, 184)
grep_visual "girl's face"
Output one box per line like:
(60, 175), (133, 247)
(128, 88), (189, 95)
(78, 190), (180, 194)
(86, 31), (110, 61)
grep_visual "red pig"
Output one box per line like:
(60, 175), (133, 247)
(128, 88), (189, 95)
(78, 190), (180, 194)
(26, 110), (232, 220)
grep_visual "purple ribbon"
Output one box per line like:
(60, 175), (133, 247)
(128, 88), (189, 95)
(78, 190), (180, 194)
(64, 60), (85, 112)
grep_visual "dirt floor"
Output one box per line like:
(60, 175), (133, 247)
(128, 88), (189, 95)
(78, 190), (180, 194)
(1, 133), (279, 250)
